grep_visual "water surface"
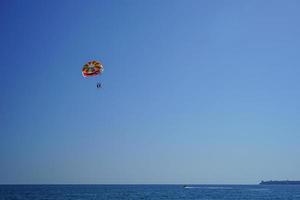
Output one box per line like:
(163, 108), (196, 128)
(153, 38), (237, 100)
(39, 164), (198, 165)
(1, 184), (300, 200)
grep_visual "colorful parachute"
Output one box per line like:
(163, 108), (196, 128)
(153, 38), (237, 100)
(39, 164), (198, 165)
(82, 60), (104, 77)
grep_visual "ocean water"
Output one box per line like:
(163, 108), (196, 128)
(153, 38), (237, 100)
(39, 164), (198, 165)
(1, 184), (300, 200)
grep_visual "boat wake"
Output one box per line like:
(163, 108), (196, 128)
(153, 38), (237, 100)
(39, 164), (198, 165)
(184, 186), (232, 189)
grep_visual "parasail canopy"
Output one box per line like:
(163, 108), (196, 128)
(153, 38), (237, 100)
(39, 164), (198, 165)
(82, 60), (104, 77)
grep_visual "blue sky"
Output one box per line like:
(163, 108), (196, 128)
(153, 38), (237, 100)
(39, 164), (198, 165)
(1, 0), (300, 184)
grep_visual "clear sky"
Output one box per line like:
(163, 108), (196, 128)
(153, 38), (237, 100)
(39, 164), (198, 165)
(1, 0), (300, 184)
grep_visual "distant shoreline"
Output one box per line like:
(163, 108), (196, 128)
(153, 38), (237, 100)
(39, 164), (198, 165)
(260, 181), (300, 185)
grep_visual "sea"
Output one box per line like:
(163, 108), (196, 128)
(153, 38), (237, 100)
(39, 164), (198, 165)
(1, 184), (300, 200)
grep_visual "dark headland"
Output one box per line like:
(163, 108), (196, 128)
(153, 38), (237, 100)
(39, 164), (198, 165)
(260, 180), (300, 185)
